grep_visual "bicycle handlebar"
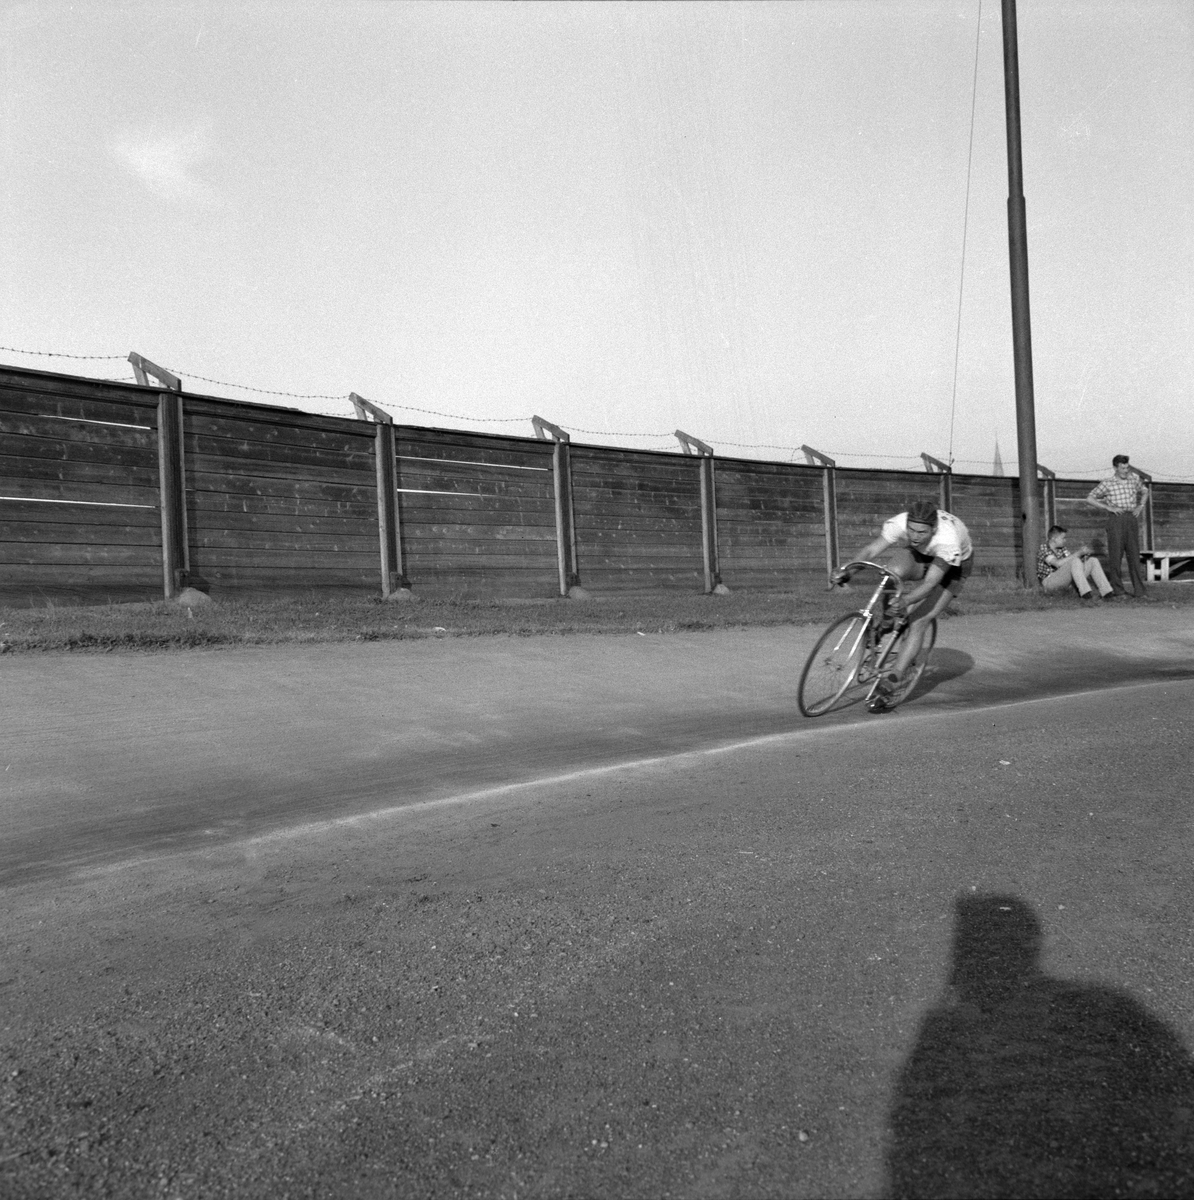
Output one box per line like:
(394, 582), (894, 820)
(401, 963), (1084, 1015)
(833, 561), (906, 593)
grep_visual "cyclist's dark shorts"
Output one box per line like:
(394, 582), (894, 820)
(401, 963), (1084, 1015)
(895, 548), (975, 596)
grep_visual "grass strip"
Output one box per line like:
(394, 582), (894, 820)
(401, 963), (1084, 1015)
(2, 581), (1190, 654)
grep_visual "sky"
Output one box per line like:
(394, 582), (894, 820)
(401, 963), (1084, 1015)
(2, 0), (1192, 479)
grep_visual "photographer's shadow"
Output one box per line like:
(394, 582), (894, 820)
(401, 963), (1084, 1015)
(886, 894), (1194, 1198)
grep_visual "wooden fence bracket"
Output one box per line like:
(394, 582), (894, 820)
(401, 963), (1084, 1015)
(920, 452), (954, 512)
(675, 430), (714, 457)
(801, 445), (836, 469)
(349, 392), (394, 425)
(129, 353), (181, 392)
(531, 415), (570, 443)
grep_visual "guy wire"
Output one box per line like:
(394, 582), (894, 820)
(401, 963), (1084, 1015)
(948, 0), (984, 469)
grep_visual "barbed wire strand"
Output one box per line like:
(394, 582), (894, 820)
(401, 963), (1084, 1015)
(7, 344), (1194, 478)
(715, 439), (807, 452)
(566, 424), (671, 438)
(1, 345), (126, 360)
(365, 402), (528, 424)
(164, 369), (348, 402)
(826, 451), (925, 461)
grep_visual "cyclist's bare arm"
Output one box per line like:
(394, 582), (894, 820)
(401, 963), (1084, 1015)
(901, 561), (946, 610)
(834, 538), (894, 583)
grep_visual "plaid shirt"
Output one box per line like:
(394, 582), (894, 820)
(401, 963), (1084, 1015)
(1087, 475), (1147, 512)
(1037, 543), (1070, 582)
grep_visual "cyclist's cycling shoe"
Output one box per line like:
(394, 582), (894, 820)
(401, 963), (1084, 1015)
(867, 671), (903, 714)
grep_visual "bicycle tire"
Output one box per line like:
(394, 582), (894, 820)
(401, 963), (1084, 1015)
(798, 612), (871, 717)
(883, 617), (937, 709)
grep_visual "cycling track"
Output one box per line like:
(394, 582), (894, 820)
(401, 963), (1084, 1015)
(5, 605), (1194, 885)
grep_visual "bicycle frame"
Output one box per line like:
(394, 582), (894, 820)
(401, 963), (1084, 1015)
(837, 560), (907, 694)
(798, 560), (938, 717)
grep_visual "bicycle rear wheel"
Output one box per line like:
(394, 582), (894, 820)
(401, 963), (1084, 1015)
(884, 617), (937, 709)
(798, 613), (871, 717)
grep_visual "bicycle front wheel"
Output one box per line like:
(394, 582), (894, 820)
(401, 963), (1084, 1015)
(798, 613), (871, 717)
(884, 617), (937, 709)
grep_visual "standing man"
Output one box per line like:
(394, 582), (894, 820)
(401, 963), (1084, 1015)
(1087, 455), (1150, 598)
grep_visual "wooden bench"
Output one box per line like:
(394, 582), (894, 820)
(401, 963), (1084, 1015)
(1143, 551), (1194, 582)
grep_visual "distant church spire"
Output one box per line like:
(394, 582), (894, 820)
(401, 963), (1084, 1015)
(992, 439), (1005, 477)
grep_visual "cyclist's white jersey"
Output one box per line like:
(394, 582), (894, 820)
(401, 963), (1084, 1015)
(880, 510), (973, 567)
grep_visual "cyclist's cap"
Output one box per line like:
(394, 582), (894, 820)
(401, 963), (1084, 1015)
(907, 499), (938, 525)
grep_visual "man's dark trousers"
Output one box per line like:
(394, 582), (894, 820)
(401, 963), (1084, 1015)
(1106, 510), (1147, 595)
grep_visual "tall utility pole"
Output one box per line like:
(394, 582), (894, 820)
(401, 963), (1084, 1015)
(1002, 0), (1041, 585)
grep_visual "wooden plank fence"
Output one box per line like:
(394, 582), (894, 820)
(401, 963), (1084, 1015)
(183, 395), (380, 593)
(4, 361), (1194, 603)
(0, 370), (162, 596)
(570, 445), (705, 592)
(394, 429), (558, 595)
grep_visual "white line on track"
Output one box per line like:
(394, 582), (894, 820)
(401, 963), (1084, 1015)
(240, 673), (1193, 853)
(238, 729), (808, 851)
(65, 673), (1191, 884)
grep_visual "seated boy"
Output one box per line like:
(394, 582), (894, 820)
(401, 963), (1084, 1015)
(1037, 525), (1113, 600)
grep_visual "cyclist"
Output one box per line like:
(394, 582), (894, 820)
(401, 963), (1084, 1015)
(831, 499), (974, 709)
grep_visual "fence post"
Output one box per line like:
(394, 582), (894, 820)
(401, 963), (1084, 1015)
(802, 446), (839, 583)
(532, 416), (582, 597)
(1129, 465), (1155, 551)
(155, 392), (188, 599)
(920, 452), (953, 511)
(675, 430), (726, 594)
(350, 393), (408, 597)
(1038, 463), (1056, 532)
(375, 422), (404, 596)
(131, 355), (188, 600)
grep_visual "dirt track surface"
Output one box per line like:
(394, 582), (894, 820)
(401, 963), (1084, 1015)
(3, 606), (1194, 1198)
(6, 607), (1194, 885)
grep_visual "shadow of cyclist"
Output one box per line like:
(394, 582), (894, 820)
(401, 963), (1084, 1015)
(885, 894), (1194, 1198)
(905, 648), (973, 702)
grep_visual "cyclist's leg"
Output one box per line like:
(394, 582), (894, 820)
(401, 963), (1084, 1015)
(892, 588), (951, 676)
(891, 554), (972, 677)
(879, 550), (926, 627)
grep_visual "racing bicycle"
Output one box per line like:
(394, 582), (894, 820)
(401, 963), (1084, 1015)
(797, 561), (937, 717)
